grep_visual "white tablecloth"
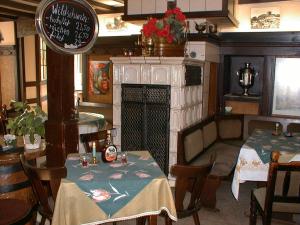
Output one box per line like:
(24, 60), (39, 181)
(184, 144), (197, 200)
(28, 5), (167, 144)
(231, 144), (269, 199)
(78, 112), (105, 153)
(232, 130), (300, 199)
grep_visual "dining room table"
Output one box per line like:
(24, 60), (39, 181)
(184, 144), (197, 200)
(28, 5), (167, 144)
(231, 129), (300, 199)
(52, 150), (177, 225)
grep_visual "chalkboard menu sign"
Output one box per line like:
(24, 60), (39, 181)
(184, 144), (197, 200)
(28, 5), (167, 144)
(35, 0), (99, 54)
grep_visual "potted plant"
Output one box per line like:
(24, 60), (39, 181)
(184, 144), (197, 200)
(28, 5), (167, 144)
(6, 101), (47, 150)
(142, 7), (187, 44)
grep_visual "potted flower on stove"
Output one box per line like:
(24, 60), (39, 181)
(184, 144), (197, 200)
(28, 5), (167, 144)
(141, 7), (187, 56)
(7, 101), (47, 150)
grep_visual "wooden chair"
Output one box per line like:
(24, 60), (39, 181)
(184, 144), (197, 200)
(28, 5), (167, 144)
(167, 161), (214, 225)
(80, 130), (107, 153)
(249, 151), (300, 225)
(287, 123), (300, 133)
(20, 154), (67, 225)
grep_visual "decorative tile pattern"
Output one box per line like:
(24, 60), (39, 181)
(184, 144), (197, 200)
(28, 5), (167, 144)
(110, 57), (208, 174)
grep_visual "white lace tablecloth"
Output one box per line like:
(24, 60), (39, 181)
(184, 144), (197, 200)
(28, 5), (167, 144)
(231, 144), (269, 199)
(232, 130), (300, 199)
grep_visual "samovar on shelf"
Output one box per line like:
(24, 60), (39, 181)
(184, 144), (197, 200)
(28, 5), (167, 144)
(236, 63), (258, 96)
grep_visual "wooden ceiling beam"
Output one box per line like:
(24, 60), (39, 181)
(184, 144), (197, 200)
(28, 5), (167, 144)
(0, 0), (125, 19)
(0, 13), (17, 20)
(10, 0), (41, 7)
(0, 7), (34, 18)
(0, 2), (36, 13)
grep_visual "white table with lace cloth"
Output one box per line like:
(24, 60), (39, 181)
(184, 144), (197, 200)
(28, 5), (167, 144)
(231, 129), (300, 200)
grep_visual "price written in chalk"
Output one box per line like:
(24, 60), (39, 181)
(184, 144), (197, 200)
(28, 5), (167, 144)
(36, 0), (98, 54)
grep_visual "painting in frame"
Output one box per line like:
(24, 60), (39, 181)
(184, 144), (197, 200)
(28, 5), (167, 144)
(86, 55), (112, 104)
(250, 7), (280, 29)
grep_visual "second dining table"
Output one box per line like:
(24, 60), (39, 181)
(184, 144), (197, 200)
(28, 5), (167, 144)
(52, 150), (177, 225)
(232, 129), (300, 199)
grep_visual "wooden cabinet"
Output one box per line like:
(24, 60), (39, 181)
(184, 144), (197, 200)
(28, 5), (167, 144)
(123, 0), (238, 27)
(224, 95), (260, 115)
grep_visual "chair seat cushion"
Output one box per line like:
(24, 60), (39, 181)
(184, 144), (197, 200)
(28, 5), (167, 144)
(254, 187), (300, 213)
(191, 142), (240, 177)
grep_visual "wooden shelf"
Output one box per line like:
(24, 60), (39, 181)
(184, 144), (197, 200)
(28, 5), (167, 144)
(122, 11), (238, 27)
(224, 93), (261, 102)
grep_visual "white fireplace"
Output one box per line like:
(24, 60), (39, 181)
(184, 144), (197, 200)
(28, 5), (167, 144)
(110, 56), (209, 178)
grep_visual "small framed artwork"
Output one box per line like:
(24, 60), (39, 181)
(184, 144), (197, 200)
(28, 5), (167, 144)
(251, 7), (280, 29)
(86, 55), (113, 104)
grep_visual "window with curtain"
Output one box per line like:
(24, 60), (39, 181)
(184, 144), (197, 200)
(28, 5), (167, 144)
(272, 58), (300, 117)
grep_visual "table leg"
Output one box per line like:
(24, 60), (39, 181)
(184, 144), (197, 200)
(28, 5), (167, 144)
(165, 216), (172, 225)
(136, 217), (146, 225)
(148, 215), (157, 225)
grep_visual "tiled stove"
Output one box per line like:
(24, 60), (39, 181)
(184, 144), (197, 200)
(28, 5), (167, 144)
(111, 56), (206, 181)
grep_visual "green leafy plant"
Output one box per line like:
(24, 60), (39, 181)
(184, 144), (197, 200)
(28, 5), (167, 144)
(7, 101), (47, 144)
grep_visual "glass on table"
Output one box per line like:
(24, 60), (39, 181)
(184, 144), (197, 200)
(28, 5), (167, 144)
(121, 152), (128, 165)
(80, 154), (91, 167)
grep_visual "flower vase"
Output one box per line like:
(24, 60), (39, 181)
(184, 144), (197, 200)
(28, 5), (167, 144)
(153, 38), (185, 57)
(23, 134), (41, 150)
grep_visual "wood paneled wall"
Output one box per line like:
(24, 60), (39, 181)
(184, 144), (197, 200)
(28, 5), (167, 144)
(218, 31), (300, 117)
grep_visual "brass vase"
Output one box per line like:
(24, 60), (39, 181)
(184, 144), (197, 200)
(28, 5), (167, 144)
(153, 37), (185, 57)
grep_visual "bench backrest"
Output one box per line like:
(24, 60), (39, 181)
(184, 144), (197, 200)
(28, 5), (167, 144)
(178, 115), (244, 165)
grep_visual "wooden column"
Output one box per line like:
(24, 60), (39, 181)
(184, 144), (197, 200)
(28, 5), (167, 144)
(45, 48), (78, 167)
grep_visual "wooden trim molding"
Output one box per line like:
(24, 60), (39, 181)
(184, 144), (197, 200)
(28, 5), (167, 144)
(239, 0), (289, 4)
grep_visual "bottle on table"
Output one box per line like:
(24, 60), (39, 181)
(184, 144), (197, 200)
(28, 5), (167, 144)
(102, 130), (117, 162)
(274, 122), (280, 135)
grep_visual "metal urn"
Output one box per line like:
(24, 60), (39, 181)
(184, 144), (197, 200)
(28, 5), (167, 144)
(236, 63), (258, 96)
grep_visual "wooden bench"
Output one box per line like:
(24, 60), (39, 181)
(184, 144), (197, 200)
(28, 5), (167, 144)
(177, 114), (245, 209)
(177, 114), (300, 209)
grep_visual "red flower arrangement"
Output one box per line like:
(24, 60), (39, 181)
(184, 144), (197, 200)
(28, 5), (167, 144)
(142, 7), (187, 44)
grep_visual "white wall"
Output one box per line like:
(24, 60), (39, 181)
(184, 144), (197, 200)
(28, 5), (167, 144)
(221, 0), (300, 32)
(0, 22), (15, 45)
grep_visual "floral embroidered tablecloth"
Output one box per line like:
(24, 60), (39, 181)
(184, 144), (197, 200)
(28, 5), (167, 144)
(52, 151), (177, 225)
(232, 129), (300, 200)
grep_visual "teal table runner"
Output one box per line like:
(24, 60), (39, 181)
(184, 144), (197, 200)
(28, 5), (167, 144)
(65, 152), (164, 218)
(245, 129), (300, 164)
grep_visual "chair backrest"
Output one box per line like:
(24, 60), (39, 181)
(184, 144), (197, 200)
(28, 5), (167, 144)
(80, 130), (107, 153)
(264, 151), (300, 216)
(248, 120), (282, 136)
(20, 154), (67, 220)
(287, 123), (300, 133)
(171, 161), (213, 218)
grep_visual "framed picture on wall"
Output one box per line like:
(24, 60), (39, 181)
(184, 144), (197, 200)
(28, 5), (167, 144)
(250, 7), (280, 29)
(86, 55), (113, 104)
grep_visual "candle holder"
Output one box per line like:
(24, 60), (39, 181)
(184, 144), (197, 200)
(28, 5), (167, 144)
(90, 156), (98, 164)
